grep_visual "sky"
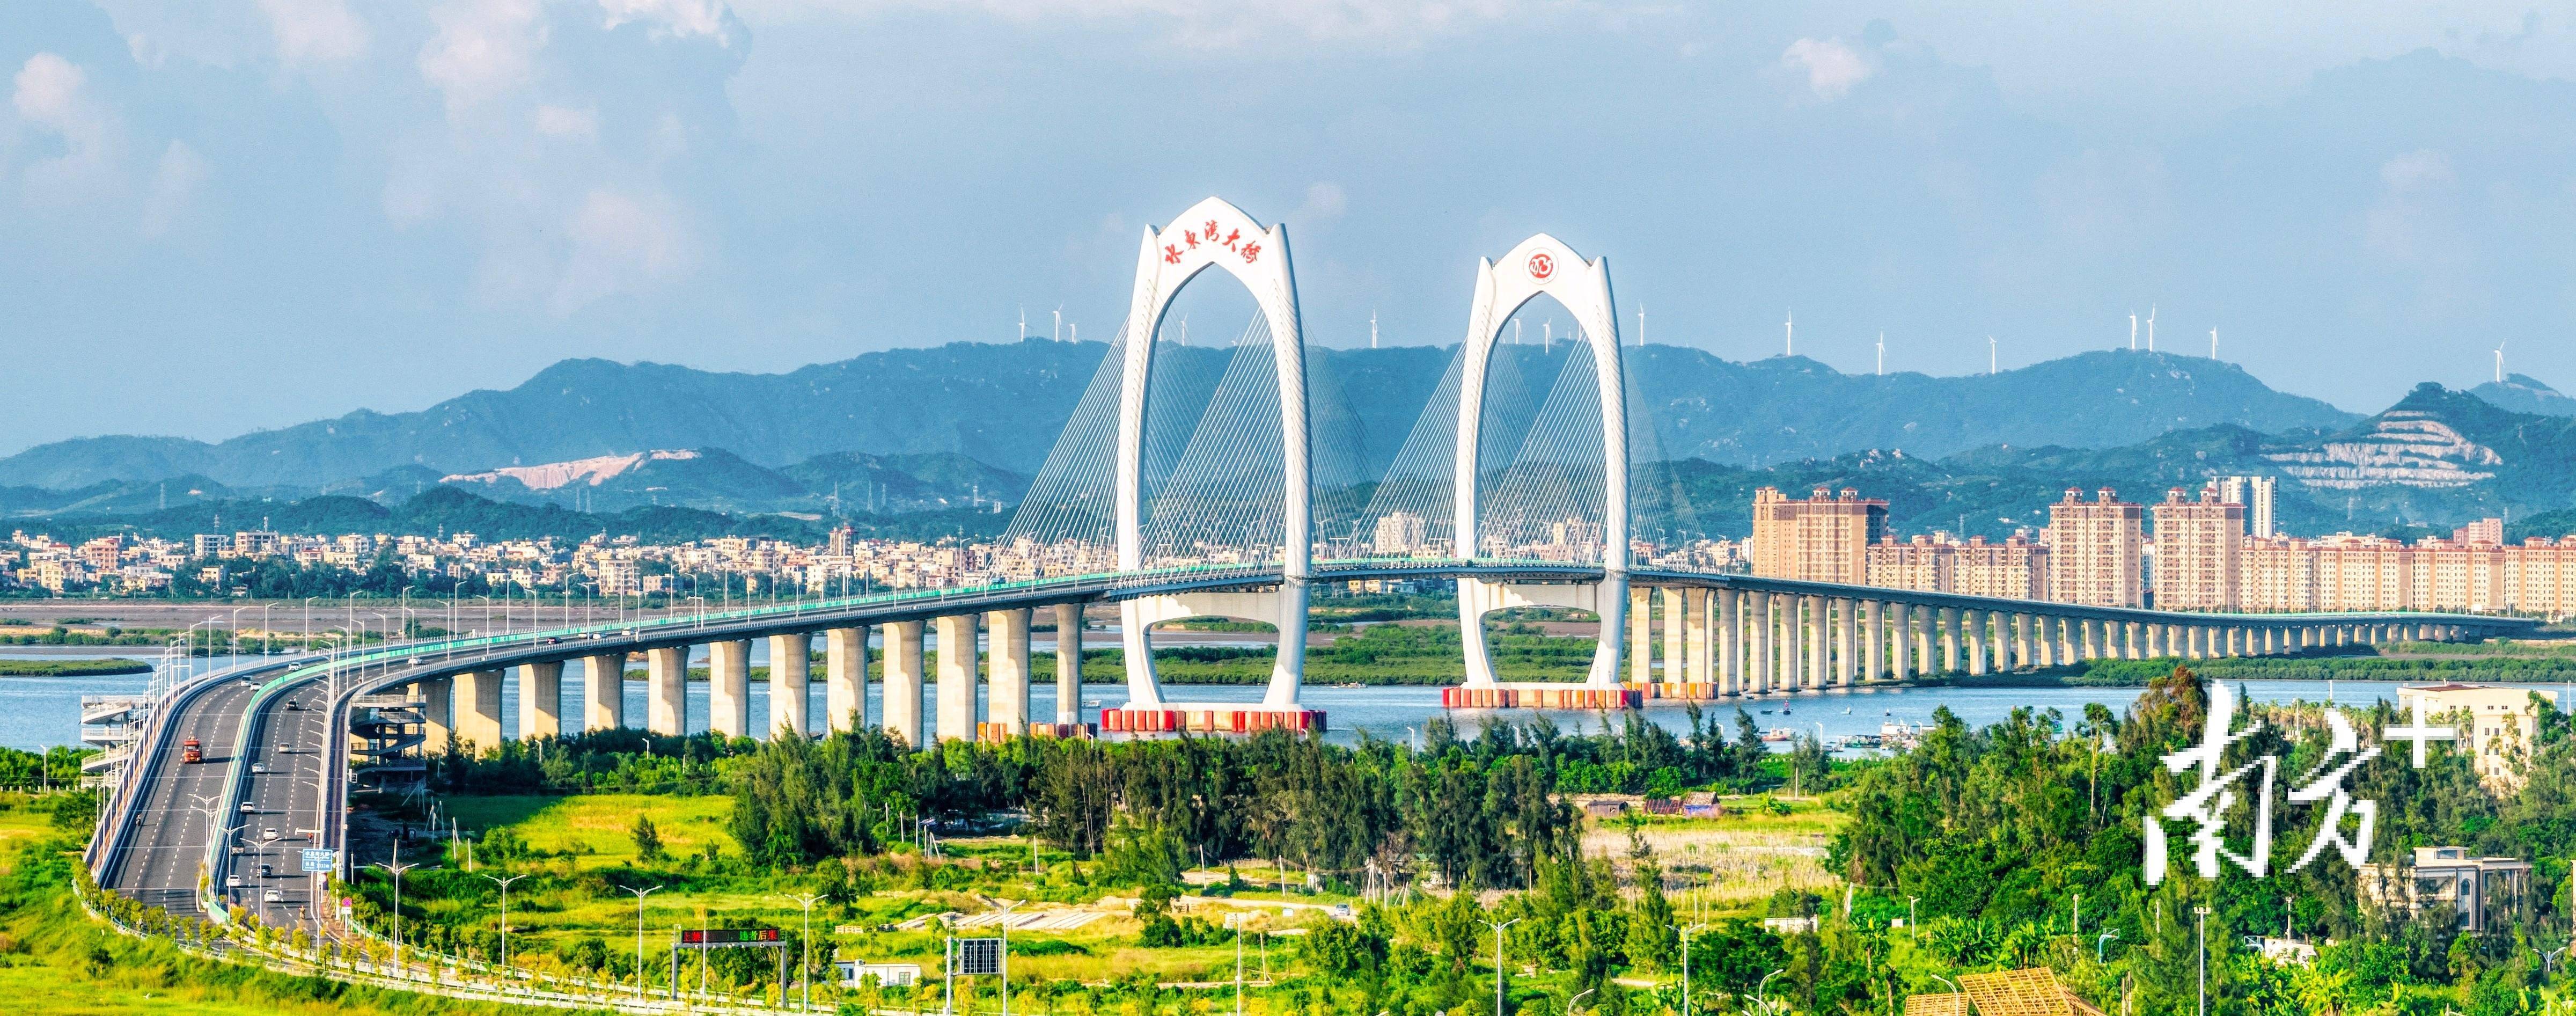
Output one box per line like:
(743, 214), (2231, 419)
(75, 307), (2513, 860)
(6, 1), (2576, 455)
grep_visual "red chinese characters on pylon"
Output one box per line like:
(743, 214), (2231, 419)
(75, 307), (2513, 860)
(1162, 220), (1262, 265)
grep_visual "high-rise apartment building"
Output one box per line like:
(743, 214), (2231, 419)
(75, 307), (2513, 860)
(1750, 486), (1889, 584)
(2152, 485), (2245, 610)
(2046, 488), (2145, 608)
(2218, 475), (2278, 538)
(1374, 511), (1429, 555)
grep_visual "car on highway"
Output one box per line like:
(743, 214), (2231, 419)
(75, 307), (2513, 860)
(239, 801), (255, 813)
(258, 864), (273, 878)
(263, 890), (283, 903)
(284, 700), (302, 711)
(225, 875), (241, 888)
(261, 828), (280, 841)
(250, 762), (268, 774)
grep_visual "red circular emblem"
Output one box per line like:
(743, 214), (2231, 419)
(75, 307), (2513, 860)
(1527, 252), (1555, 281)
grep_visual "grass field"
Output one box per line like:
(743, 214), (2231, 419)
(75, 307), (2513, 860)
(443, 793), (735, 867)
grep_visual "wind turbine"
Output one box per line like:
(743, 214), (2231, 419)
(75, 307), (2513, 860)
(1513, 319), (1523, 346)
(1019, 306), (1027, 340)
(2496, 339), (2507, 383)
(1052, 306), (1063, 342)
(1544, 319), (1554, 353)
(2210, 327), (2218, 360)
(1785, 310), (1795, 356)
(1637, 305), (1646, 347)
(1876, 332), (1885, 376)
(1370, 310), (1379, 349)
(2146, 305), (2156, 352)
(1988, 336), (1998, 375)
(2129, 313), (2138, 350)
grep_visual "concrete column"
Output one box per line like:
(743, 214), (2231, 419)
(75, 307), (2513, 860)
(1861, 600), (1884, 682)
(1751, 593), (1774, 693)
(1804, 595), (1827, 690)
(1779, 595), (1802, 690)
(2006, 613), (2028, 670)
(1836, 599), (1858, 686)
(1629, 586), (1653, 684)
(883, 620), (925, 747)
(1987, 610), (2010, 670)
(2056, 617), (2078, 664)
(2171, 624), (2190, 657)
(1932, 607), (1955, 673)
(1964, 610), (1988, 675)
(517, 661), (562, 740)
(1685, 588), (1713, 686)
(1661, 587), (1687, 683)
(1888, 603), (1912, 682)
(985, 608), (1031, 738)
(934, 614), (979, 742)
(769, 633), (811, 739)
(707, 640), (752, 739)
(648, 646), (689, 736)
(826, 627), (868, 733)
(415, 674), (453, 750)
(1913, 603), (1934, 674)
(455, 669), (504, 753)
(2125, 621), (2144, 660)
(1054, 603), (1083, 726)
(1719, 590), (1742, 695)
(582, 653), (625, 732)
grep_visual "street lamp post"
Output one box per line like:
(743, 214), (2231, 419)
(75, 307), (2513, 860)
(1482, 917), (1521, 1016)
(1906, 896), (1918, 942)
(1756, 970), (1784, 1015)
(370, 844), (416, 971)
(2195, 905), (2213, 1016)
(782, 891), (824, 1012)
(2097, 929), (2122, 963)
(1681, 922), (1708, 1016)
(481, 872), (527, 971)
(620, 883), (662, 998)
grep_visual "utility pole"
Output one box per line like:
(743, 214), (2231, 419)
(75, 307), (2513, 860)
(1681, 922), (1708, 1016)
(785, 891), (824, 1012)
(370, 844), (416, 971)
(1483, 917), (1521, 1016)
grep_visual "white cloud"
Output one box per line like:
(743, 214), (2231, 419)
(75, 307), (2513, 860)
(1781, 37), (1872, 100)
(736, 0), (1573, 48)
(599, 0), (733, 41)
(534, 104), (600, 138)
(1297, 181), (1346, 221)
(420, 0), (549, 114)
(259, 0), (370, 66)
(11, 53), (124, 207)
(140, 140), (210, 237)
(551, 188), (692, 314)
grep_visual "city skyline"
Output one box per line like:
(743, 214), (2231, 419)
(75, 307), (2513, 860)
(8, 4), (2576, 453)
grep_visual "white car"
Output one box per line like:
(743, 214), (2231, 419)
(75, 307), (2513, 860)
(249, 763), (269, 774)
(261, 828), (280, 842)
(225, 875), (241, 888)
(263, 890), (283, 903)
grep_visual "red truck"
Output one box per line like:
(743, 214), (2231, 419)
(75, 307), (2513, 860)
(182, 738), (203, 764)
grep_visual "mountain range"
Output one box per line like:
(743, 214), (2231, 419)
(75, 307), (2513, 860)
(11, 339), (2576, 540)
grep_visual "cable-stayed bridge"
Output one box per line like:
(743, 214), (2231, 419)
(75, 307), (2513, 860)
(91, 196), (2536, 931)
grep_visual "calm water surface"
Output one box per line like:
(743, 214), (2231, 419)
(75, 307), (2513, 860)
(5, 645), (2505, 752)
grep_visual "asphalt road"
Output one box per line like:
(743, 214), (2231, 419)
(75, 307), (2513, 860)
(228, 680), (337, 931)
(97, 677), (258, 917)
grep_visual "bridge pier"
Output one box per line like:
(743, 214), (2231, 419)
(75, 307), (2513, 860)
(769, 633), (810, 739)
(985, 608), (1031, 740)
(1965, 610), (1988, 676)
(584, 653), (625, 732)
(883, 620), (924, 746)
(1630, 587), (1654, 684)
(710, 640), (752, 740)
(415, 675), (453, 750)
(1935, 607), (1957, 673)
(1054, 604), (1083, 727)
(518, 662), (562, 740)
(1836, 599), (1857, 686)
(1860, 600), (1884, 682)
(648, 646), (688, 736)
(458, 669), (504, 753)
(826, 627), (868, 733)
(1750, 593), (1773, 693)
(1719, 590), (1743, 693)
(935, 615), (978, 743)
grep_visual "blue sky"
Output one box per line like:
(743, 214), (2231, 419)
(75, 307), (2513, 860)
(5, 2), (2576, 454)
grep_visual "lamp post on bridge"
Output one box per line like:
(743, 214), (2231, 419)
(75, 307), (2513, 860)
(1481, 917), (1520, 1016)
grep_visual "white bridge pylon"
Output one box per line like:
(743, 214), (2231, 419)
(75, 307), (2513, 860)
(1453, 236), (1629, 688)
(1113, 196), (1313, 711)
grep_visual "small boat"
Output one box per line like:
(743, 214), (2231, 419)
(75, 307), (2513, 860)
(1762, 727), (1796, 743)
